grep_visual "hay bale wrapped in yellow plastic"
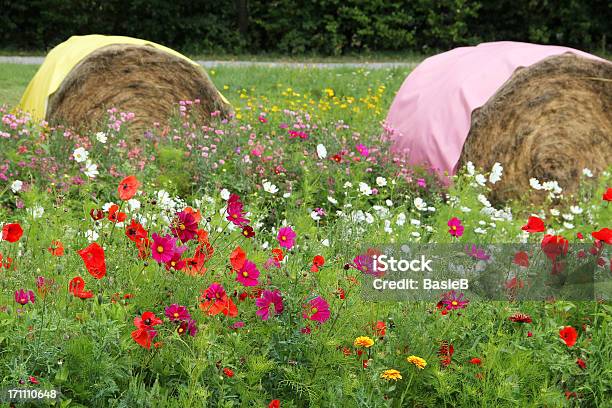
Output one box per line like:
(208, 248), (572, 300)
(17, 35), (232, 136)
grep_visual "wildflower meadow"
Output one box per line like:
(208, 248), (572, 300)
(0, 66), (611, 407)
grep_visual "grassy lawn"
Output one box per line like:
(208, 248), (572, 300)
(0, 60), (610, 407)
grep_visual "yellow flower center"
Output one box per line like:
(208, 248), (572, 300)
(173, 312), (179, 318)
(281, 236), (287, 241)
(451, 301), (458, 306)
(157, 245), (164, 253)
(242, 271), (248, 277)
(452, 226), (457, 230)
(179, 224), (185, 231)
(311, 307), (318, 314)
(178, 328), (184, 333)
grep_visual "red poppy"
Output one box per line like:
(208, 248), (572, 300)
(107, 204), (127, 223)
(374, 321), (386, 337)
(28, 376), (39, 385)
(269, 400), (280, 408)
(48, 240), (65, 256)
(230, 246), (246, 271)
(125, 220), (148, 243)
(68, 276), (94, 299)
(541, 234), (569, 262)
(222, 367), (234, 378)
(311, 255), (325, 272)
(603, 187), (612, 202)
(136, 238), (151, 260)
(591, 228), (612, 245)
(576, 358), (586, 369)
(184, 207), (202, 223)
(118, 175), (140, 201)
(559, 326), (578, 347)
(78, 242), (107, 279)
(513, 251), (529, 267)
(2, 223), (23, 242)
(469, 357), (482, 365)
(272, 248), (284, 262)
(131, 311), (163, 349)
(521, 216), (545, 233)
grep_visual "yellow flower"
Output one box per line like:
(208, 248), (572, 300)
(406, 355), (427, 369)
(381, 369), (402, 381)
(354, 336), (375, 348)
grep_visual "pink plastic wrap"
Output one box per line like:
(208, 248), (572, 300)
(385, 41), (605, 176)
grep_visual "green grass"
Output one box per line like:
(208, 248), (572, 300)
(0, 60), (610, 407)
(0, 64), (39, 107)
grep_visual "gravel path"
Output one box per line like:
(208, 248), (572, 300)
(0, 56), (419, 69)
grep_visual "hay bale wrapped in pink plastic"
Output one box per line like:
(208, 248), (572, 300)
(385, 41), (611, 202)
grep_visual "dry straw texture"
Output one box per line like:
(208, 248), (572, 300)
(459, 54), (611, 203)
(47, 44), (232, 138)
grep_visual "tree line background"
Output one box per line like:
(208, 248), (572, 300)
(1, 0), (609, 55)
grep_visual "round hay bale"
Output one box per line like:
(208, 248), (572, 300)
(46, 44), (232, 137)
(458, 54), (612, 203)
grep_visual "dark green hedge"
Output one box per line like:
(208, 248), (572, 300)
(0, 0), (609, 54)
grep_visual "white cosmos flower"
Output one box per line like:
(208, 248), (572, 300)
(385, 199), (393, 207)
(529, 178), (543, 190)
(102, 202), (115, 212)
(460, 206), (472, 213)
(542, 181), (562, 194)
(283, 192), (291, 198)
(310, 211), (321, 221)
(127, 199), (141, 212)
(582, 168), (593, 178)
(562, 213), (574, 221)
(427, 206), (436, 212)
(489, 162), (503, 184)
(475, 174), (487, 186)
(10, 180), (23, 193)
(384, 220), (393, 234)
(425, 225), (434, 232)
(563, 222), (575, 229)
(327, 196), (338, 205)
(474, 227), (487, 234)
(477, 194), (491, 208)
(376, 177), (387, 187)
(73, 147), (89, 163)
(466, 161), (475, 176)
(83, 160), (99, 179)
(321, 239), (330, 247)
(220, 188), (230, 200)
(262, 180), (279, 194)
(316, 144), (327, 159)
(96, 132), (108, 143)
(410, 218), (421, 226)
(411, 231), (421, 238)
(550, 208), (560, 216)
(343, 181), (353, 188)
(569, 206), (583, 215)
(364, 212), (374, 224)
(28, 205), (44, 218)
(396, 212), (406, 226)
(85, 229), (99, 242)
(414, 197), (427, 211)
(359, 182), (372, 196)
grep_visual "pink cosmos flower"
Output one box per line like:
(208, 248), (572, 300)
(255, 290), (284, 320)
(226, 194), (250, 226)
(277, 227), (296, 249)
(303, 296), (330, 323)
(171, 210), (198, 242)
(441, 291), (469, 310)
(15, 289), (35, 305)
(447, 217), (464, 238)
(177, 319), (198, 337)
(356, 144), (369, 157)
(236, 260), (260, 286)
(165, 304), (191, 322)
(151, 233), (178, 264)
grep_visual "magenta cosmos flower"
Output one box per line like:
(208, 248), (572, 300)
(441, 291), (469, 310)
(15, 289), (35, 305)
(356, 143), (369, 157)
(255, 290), (284, 320)
(165, 304), (191, 322)
(236, 260), (260, 286)
(171, 210), (199, 242)
(151, 233), (178, 264)
(447, 217), (464, 238)
(303, 296), (330, 323)
(277, 226), (296, 249)
(177, 319), (198, 337)
(226, 194), (250, 226)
